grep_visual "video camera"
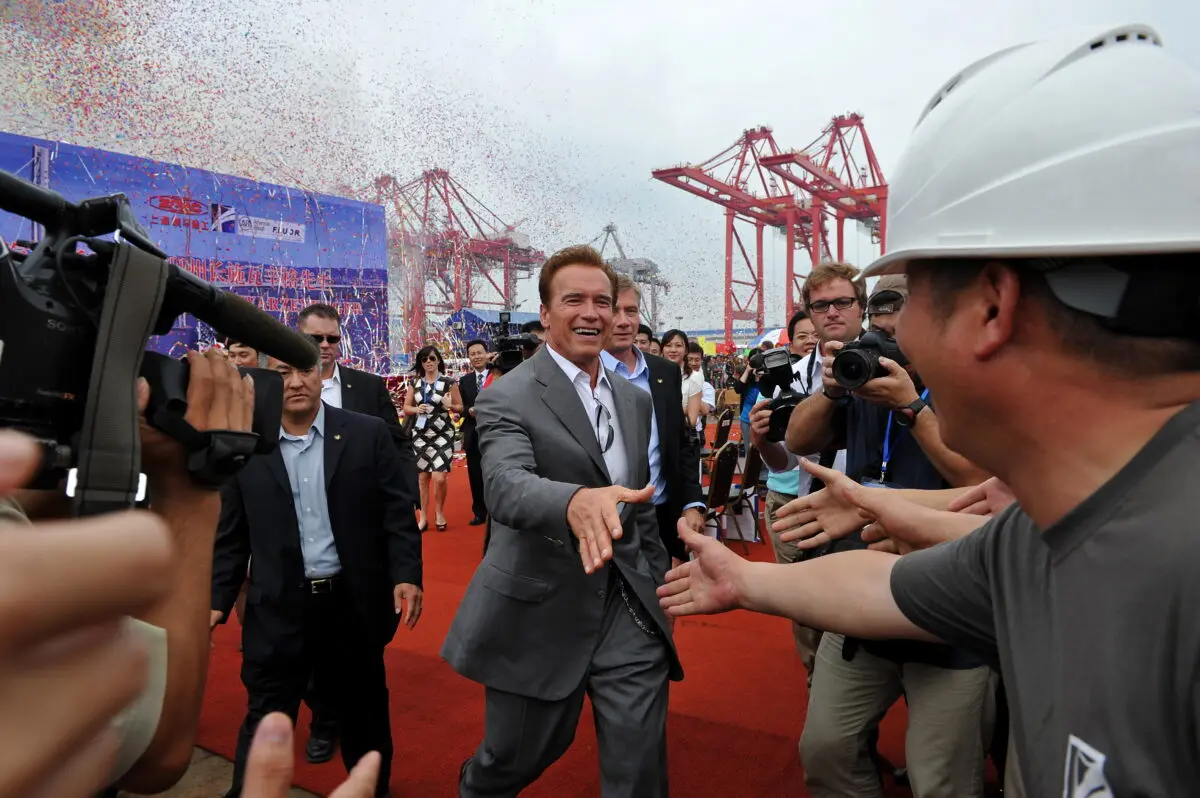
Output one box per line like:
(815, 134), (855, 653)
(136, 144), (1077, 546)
(756, 347), (807, 443)
(491, 310), (539, 373)
(832, 330), (909, 391)
(492, 334), (541, 373)
(0, 169), (319, 515)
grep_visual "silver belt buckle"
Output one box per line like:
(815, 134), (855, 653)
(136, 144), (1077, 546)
(309, 578), (333, 594)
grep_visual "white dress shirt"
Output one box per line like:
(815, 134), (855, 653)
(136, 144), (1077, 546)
(321, 363), (343, 409)
(546, 345), (630, 488)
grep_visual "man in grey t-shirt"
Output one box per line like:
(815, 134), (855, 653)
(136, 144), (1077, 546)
(656, 22), (1200, 798)
(892, 401), (1200, 796)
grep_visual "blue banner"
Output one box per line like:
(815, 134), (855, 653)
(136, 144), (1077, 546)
(0, 132), (392, 373)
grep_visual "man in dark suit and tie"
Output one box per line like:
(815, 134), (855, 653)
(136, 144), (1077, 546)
(295, 302), (420, 762)
(443, 245), (682, 797)
(457, 339), (493, 526)
(602, 274), (706, 564)
(211, 356), (423, 798)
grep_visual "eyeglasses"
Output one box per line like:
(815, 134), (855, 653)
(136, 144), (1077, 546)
(423, 355), (439, 363)
(808, 297), (858, 315)
(594, 402), (615, 454)
(308, 334), (341, 345)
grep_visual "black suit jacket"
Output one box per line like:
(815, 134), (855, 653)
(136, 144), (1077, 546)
(644, 353), (704, 560)
(212, 405), (422, 647)
(338, 364), (420, 505)
(458, 369), (484, 442)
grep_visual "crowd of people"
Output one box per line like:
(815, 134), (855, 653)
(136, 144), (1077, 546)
(7, 21), (1199, 798)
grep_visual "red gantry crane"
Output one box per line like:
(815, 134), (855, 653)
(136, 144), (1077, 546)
(369, 169), (545, 353)
(651, 114), (887, 350)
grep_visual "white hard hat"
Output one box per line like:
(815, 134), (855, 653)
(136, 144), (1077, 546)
(865, 23), (1200, 277)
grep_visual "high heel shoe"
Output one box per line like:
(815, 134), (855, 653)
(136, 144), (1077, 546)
(436, 517), (448, 532)
(417, 522), (428, 533)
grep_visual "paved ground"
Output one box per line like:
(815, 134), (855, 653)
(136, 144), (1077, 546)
(117, 749), (318, 797)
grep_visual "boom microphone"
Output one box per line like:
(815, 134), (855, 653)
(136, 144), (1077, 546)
(162, 266), (319, 368)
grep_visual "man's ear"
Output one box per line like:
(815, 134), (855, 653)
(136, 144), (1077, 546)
(973, 262), (1021, 360)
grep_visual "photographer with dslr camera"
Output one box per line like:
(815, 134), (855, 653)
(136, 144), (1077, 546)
(777, 266), (993, 798)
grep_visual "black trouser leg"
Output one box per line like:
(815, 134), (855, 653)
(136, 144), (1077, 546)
(311, 591), (393, 797)
(465, 433), (486, 519)
(228, 604), (309, 797)
(305, 674), (338, 739)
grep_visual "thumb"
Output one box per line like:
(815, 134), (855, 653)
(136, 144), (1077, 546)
(800, 459), (839, 485)
(241, 713), (295, 798)
(0, 430), (41, 492)
(878, 357), (906, 377)
(620, 484), (656, 504)
(330, 751), (382, 797)
(679, 525), (711, 551)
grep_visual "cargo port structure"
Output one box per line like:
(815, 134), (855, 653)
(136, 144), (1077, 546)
(591, 222), (669, 332)
(652, 114), (887, 349)
(369, 170), (544, 353)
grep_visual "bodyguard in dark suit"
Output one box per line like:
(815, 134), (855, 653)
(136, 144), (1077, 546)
(602, 275), (706, 564)
(211, 356), (423, 798)
(443, 246), (682, 798)
(457, 339), (493, 525)
(296, 303), (421, 761)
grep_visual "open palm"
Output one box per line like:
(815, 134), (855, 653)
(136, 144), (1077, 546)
(657, 527), (745, 617)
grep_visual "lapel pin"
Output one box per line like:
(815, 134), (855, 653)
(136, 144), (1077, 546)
(334, 434), (342, 440)
(656, 378), (663, 383)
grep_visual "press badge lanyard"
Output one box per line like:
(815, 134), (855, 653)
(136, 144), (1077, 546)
(879, 388), (930, 484)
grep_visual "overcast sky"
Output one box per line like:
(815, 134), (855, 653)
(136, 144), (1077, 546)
(3, 0), (1197, 332)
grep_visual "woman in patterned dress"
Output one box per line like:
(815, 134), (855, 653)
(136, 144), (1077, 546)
(402, 345), (462, 531)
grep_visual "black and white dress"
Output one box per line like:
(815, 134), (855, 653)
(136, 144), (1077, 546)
(411, 375), (456, 473)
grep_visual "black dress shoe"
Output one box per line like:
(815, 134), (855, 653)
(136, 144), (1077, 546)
(305, 732), (336, 764)
(469, 516), (486, 526)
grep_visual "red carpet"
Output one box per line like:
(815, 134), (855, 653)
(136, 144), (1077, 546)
(197, 456), (917, 796)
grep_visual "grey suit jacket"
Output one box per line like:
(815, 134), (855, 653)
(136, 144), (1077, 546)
(441, 345), (683, 701)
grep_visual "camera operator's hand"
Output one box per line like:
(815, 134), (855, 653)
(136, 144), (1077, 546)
(748, 399), (772, 448)
(138, 347), (255, 491)
(946, 476), (1016, 517)
(0, 431), (172, 798)
(242, 713), (379, 797)
(566, 484), (655, 574)
(774, 484), (869, 551)
(849, 357), (919, 410)
(820, 340), (848, 399)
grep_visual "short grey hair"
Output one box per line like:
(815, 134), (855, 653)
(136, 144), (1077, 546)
(614, 273), (640, 301)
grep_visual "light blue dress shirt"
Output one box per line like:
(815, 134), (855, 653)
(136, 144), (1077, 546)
(279, 403), (341, 578)
(601, 349), (705, 514)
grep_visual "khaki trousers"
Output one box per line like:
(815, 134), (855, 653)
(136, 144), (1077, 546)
(800, 633), (995, 798)
(764, 490), (823, 682)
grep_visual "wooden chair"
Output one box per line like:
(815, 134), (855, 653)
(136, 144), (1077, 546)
(725, 446), (766, 544)
(700, 407), (735, 462)
(701, 442), (750, 554)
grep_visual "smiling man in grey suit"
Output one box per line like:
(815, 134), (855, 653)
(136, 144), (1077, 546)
(442, 245), (683, 797)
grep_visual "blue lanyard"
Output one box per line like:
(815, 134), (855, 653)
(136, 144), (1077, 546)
(881, 388), (930, 483)
(421, 380), (435, 405)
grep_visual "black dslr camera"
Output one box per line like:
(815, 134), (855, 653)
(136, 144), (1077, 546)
(831, 330), (909, 390)
(0, 169), (319, 515)
(756, 347), (808, 443)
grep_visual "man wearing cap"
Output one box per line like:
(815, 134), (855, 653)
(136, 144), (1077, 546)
(660, 23), (1200, 797)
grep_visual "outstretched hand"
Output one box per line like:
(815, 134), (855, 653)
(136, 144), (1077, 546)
(656, 528), (746, 617)
(946, 477), (1016, 517)
(567, 484), (655, 574)
(774, 483), (869, 551)
(795, 461), (948, 553)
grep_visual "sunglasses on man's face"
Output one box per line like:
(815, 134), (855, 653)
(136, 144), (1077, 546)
(308, 334), (341, 345)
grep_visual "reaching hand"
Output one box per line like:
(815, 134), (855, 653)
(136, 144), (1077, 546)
(393, 583), (423, 629)
(796, 460), (948, 552)
(774, 484), (869, 551)
(656, 528), (747, 617)
(946, 477), (1016, 517)
(242, 713), (379, 797)
(0, 431), (173, 798)
(566, 484), (655, 574)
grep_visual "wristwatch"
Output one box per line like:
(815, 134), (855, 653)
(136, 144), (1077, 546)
(894, 397), (928, 428)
